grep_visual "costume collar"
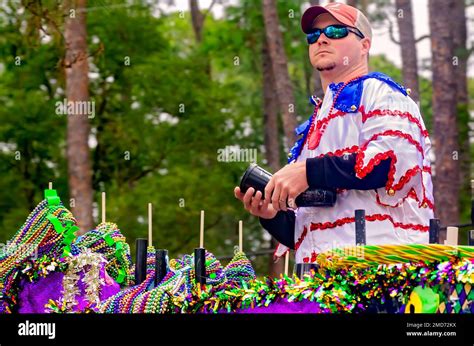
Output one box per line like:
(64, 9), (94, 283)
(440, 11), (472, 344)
(327, 71), (408, 113)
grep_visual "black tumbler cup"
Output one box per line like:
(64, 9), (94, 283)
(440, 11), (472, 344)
(239, 163), (336, 207)
(240, 163), (273, 199)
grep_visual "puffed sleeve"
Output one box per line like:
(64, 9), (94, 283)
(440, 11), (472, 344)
(355, 80), (434, 209)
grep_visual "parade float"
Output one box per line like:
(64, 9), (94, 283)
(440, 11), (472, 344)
(1, 187), (473, 314)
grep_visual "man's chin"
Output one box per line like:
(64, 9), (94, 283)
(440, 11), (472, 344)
(316, 62), (337, 72)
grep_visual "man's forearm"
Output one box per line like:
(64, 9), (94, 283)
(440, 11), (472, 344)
(306, 153), (391, 190)
(258, 154), (389, 249)
(259, 211), (296, 249)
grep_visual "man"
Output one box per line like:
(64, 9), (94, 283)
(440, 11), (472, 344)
(234, 2), (434, 263)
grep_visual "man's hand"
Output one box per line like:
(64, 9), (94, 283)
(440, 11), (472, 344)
(264, 161), (309, 211)
(234, 186), (278, 219)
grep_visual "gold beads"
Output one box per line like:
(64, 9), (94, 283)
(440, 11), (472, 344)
(387, 188), (395, 196)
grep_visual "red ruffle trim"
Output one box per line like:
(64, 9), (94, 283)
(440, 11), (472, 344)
(359, 130), (425, 161)
(295, 226), (308, 251)
(355, 149), (397, 180)
(374, 165), (434, 209)
(303, 252), (318, 263)
(307, 213), (429, 232)
(375, 186), (434, 209)
(307, 109), (350, 150)
(306, 105), (430, 151)
(310, 142), (433, 208)
(297, 213), (430, 262)
(315, 145), (359, 158)
(360, 106), (430, 138)
(355, 129), (433, 208)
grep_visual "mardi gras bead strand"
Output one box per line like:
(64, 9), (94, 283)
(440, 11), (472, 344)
(163, 249), (256, 314)
(99, 246), (156, 313)
(71, 222), (133, 286)
(223, 246), (256, 285)
(138, 250), (248, 314)
(0, 191), (77, 313)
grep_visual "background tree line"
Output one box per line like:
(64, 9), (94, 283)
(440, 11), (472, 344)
(0, 0), (472, 276)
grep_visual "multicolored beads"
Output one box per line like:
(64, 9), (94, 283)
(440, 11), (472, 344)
(0, 189), (77, 313)
(71, 222), (133, 286)
(98, 248), (256, 314)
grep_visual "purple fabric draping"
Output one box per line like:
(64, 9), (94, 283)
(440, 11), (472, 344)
(17, 265), (120, 313)
(235, 299), (323, 313)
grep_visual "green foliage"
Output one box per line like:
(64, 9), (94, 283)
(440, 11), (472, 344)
(0, 1), (68, 233)
(85, 2), (270, 271)
(0, 0), (472, 280)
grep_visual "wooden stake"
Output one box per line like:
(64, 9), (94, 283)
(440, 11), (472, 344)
(238, 220), (243, 252)
(284, 251), (289, 277)
(148, 203), (152, 246)
(200, 210), (204, 248)
(445, 226), (458, 245)
(101, 192), (106, 223)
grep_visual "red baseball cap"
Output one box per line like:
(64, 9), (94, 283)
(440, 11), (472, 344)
(301, 2), (372, 40)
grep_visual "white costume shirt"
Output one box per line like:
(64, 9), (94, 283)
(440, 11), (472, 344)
(278, 73), (434, 263)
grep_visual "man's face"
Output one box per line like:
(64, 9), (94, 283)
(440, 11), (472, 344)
(308, 13), (369, 72)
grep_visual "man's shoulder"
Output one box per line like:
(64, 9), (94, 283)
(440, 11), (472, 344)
(361, 72), (408, 96)
(361, 75), (421, 113)
(333, 72), (412, 114)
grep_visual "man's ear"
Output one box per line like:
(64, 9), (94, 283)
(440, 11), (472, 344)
(361, 38), (371, 58)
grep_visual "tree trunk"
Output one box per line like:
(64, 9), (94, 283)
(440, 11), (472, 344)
(429, 0), (459, 228)
(359, 0), (368, 13)
(189, 0), (204, 42)
(262, 39), (281, 173)
(189, 0), (211, 76)
(452, 0), (470, 214)
(395, 0), (420, 104)
(64, 0), (94, 234)
(262, 36), (284, 277)
(346, 0), (358, 7)
(262, 0), (298, 148)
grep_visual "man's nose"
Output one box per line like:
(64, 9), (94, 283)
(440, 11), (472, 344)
(318, 35), (329, 45)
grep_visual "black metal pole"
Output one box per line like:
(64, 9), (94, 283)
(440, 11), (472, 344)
(155, 249), (169, 286)
(355, 209), (366, 245)
(471, 200), (474, 227)
(429, 219), (440, 244)
(135, 238), (148, 285)
(469, 230), (474, 246)
(294, 263), (319, 279)
(194, 248), (206, 285)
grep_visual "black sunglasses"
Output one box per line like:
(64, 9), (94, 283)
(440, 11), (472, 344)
(306, 24), (364, 45)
